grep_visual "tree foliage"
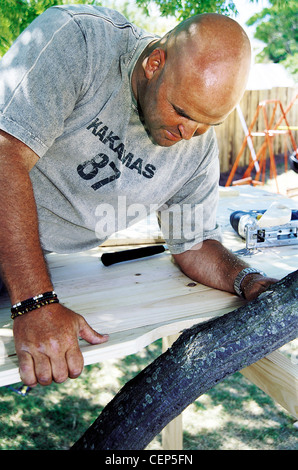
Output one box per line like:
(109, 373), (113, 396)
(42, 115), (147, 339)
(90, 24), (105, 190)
(0, 0), (97, 56)
(246, 0), (298, 80)
(136, 0), (239, 21)
(0, 0), (242, 57)
(246, 0), (298, 63)
(1, 0), (297, 80)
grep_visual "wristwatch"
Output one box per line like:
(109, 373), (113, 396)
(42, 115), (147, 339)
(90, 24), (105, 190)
(234, 267), (267, 298)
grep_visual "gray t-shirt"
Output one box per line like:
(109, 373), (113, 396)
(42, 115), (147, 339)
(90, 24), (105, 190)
(0, 5), (221, 254)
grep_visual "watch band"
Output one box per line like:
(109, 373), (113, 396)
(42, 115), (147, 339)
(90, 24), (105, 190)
(234, 267), (266, 298)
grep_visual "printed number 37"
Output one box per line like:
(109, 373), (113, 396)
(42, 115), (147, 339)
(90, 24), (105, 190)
(77, 153), (121, 190)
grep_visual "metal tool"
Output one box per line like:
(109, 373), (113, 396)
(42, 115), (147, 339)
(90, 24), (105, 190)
(101, 244), (167, 266)
(230, 209), (298, 250)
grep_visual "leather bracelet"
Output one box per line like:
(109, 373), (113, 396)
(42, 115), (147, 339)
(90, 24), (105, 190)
(11, 291), (59, 319)
(234, 268), (266, 298)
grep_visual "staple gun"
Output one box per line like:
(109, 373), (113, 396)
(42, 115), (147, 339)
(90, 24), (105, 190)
(230, 209), (298, 250)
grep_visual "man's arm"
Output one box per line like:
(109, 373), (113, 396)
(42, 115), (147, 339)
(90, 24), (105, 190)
(0, 130), (108, 387)
(173, 239), (277, 301)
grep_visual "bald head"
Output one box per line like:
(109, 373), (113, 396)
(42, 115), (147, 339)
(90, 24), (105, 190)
(167, 12), (250, 47)
(162, 13), (251, 116)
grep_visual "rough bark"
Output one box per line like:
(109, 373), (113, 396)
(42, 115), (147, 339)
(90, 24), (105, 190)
(71, 270), (298, 450)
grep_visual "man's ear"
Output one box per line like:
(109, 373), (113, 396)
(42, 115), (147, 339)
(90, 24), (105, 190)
(143, 48), (166, 80)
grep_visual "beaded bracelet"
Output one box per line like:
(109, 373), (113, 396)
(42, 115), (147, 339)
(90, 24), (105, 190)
(11, 291), (59, 319)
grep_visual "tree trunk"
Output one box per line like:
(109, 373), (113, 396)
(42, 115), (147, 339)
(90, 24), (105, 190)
(71, 270), (298, 451)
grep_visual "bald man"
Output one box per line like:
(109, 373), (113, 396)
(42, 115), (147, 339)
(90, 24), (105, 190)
(132, 13), (251, 146)
(0, 5), (276, 387)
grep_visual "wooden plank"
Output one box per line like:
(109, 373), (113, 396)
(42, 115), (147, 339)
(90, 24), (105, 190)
(1, 186), (297, 395)
(0, 251), (246, 387)
(239, 90), (251, 167)
(241, 351), (298, 419)
(227, 110), (236, 169)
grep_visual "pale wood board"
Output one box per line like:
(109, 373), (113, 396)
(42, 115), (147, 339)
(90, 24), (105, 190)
(0, 185), (297, 401)
(0, 249), (245, 386)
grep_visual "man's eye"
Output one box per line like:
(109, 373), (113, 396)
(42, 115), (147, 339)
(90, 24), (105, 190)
(174, 107), (188, 119)
(174, 106), (196, 121)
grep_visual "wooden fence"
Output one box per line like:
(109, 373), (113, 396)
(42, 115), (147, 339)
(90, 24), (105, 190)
(215, 87), (298, 173)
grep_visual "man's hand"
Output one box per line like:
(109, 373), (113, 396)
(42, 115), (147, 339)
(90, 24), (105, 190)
(241, 273), (278, 301)
(13, 303), (109, 387)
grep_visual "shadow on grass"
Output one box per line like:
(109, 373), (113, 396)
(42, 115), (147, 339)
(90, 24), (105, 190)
(183, 372), (297, 450)
(0, 383), (105, 449)
(0, 340), (296, 450)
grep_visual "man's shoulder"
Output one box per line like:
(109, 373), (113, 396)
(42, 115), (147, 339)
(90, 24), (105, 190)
(51, 4), (146, 39)
(53, 4), (128, 20)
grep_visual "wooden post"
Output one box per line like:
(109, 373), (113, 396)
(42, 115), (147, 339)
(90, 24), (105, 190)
(161, 334), (183, 450)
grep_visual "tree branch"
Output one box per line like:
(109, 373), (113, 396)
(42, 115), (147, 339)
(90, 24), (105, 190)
(71, 270), (298, 450)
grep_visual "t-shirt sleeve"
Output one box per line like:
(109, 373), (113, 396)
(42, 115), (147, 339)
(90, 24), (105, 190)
(157, 139), (222, 254)
(0, 7), (88, 157)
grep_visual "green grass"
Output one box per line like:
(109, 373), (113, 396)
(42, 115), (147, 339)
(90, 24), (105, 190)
(0, 339), (297, 450)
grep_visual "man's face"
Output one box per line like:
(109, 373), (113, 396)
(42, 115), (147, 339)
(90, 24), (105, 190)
(137, 53), (229, 147)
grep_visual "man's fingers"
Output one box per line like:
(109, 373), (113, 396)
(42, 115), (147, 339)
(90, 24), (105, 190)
(15, 309), (109, 386)
(19, 348), (82, 385)
(19, 348), (83, 385)
(33, 353), (53, 386)
(78, 316), (109, 345)
(18, 350), (37, 387)
(66, 346), (84, 379)
(51, 355), (69, 384)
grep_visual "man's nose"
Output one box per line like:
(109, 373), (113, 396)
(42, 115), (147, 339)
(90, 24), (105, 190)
(178, 121), (198, 140)
(178, 122), (210, 139)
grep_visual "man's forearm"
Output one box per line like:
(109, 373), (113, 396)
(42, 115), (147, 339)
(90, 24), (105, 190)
(173, 239), (248, 294)
(0, 146), (52, 304)
(173, 239), (277, 300)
